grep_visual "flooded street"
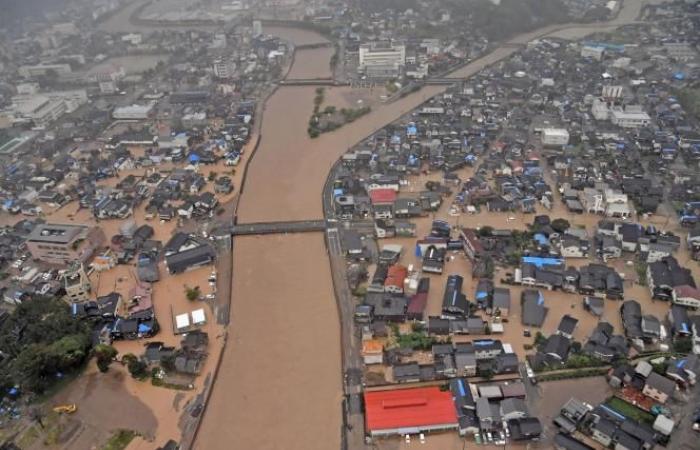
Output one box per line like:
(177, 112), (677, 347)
(198, 2), (657, 449)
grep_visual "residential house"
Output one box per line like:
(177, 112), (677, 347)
(543, 334), (571, 364)
(393, 363), (421, 383)
(164, 233), (216, 274)
(500, 398), (529, 421)
(556, 315), (579, 339)
(384, 264), (408, 294)
(647, 256), (695, 301)
(642, 372), (676, 404)
(508, 417), (542, 441)
(560, 234), (589, 258)
(494, 353), (519, 374)
(455, 352), (477, 377)
(491, 287), (511, 316)
(461, 228), (485, 261)
(362, 340), (384, 365)
(521, 289), (548, 327)
(672, 284), (700, 308)
(554, 433), (594, 450)
(442, 275), (470, 318)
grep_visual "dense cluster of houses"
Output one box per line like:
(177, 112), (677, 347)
(336, 2), (700, 446)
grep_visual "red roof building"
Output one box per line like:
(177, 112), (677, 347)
(364, 387), (458, 436)
(384, 264), (408, 293)
(369, 188), (397, 205)
(407, 293), (427, 320)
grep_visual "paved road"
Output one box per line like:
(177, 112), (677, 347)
(668, 382), (700, 450)
(326, 223), (366, 442)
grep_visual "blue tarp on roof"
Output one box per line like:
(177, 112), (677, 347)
(533, 234), (549, 246)
(138, 323), (151, 333)
(537, 291), (544, 305)
(475, 291), (488, 300)
(189, 153), (200, 163)
(674, 72), (685, 80)
(522, 256), (563, 268)
(407, 125), (417, 135)
(333, 188), (344, 197)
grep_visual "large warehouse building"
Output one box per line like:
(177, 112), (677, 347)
(364, 387), (458, 436)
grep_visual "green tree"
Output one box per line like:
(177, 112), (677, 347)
(551, 218), (571, 233)
(673, 337), (693, 354)
(94, 344), (118, 373)
(479, 368), (494, 380)
(0, 296), (91, 393)
(185, 286), (201, 301)
(46, 334), (90, 370)
(534, 331), (546, 347)
(125, 354), (148, 379)
(478, 226), (494, 237)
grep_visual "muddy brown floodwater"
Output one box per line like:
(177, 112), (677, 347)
(197, 4), (655, 448)
(287, 47), (336, 79)
(236, 82), (442, 222)
(194, 234), (342, 450)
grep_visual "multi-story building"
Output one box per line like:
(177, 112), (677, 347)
(112, 103), (154, 120)
(610, 106), (651, 128)
(359, 41), (406, 78)
(18, 63), (72, 78)
(61, 263), (92, 304)
(43, 89), (88, 113)
(13, 95), (67, 127)
(26, 223), (106, 265)
(213, 58), (236, 79)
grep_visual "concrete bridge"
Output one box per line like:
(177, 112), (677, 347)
(231, 220), (327, 236)
(279, 79), (350, 86)
(424, 78), (463, 85)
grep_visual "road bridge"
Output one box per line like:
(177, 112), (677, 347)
(280, 79), (349, 86)
(424, 78), (462, 85)
(231, 220), (327, 236)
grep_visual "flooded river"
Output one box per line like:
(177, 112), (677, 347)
(196, 2), (653, 449)
(194, 234), (342, 450)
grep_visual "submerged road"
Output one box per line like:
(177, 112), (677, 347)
(194, 1), (653, 449)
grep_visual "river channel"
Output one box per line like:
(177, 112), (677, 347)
(194, 1), (651, 449)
